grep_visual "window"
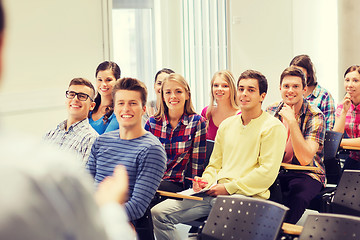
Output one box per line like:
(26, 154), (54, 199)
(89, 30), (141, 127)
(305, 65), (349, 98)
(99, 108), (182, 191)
(182, 0), (228, 110)
(111, 0), (156, 100)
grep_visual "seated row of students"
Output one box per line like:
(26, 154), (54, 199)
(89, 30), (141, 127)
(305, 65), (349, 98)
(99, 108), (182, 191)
(43, 60), (358, 239)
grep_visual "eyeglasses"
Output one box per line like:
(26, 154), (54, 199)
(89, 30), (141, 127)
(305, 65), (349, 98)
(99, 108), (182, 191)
(65, 91), (93, 102)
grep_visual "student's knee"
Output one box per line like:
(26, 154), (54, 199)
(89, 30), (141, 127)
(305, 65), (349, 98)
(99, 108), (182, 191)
(151, 202), (172, 225)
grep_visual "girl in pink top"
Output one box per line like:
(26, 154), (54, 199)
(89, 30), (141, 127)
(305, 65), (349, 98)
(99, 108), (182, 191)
(201, 70), (240, 140)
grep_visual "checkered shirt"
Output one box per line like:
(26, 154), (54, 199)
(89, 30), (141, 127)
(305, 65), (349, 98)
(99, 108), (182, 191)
(306, 84), (335, 130)
(145, 113), (207, 183)
(336, 103), (360, 161)
(266, 99), (326, 186)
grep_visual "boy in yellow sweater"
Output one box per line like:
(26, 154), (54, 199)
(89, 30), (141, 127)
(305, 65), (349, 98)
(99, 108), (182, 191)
(151, 70), (287, 240)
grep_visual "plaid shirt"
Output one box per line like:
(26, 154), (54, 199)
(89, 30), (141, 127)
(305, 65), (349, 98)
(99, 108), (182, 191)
(336, 103), (360, 161)
(306, 83), (335, 131)
(266, 99), (326, 186)
(44, 118), (98, 165)
(145, 113), (207, 183)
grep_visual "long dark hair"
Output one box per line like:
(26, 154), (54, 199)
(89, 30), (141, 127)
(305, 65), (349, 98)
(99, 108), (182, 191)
(92, 61), (121, 123)
(290, 54), (317, 87)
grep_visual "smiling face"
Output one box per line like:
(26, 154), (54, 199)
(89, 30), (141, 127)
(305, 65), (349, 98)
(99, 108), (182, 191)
(237, 78), (265, 112)
(113, 90), (145, 130)
(96, 69), (117, 97)
(280, 75), (306, 107)
(344, 70), (360, 100)
(162, 79), (189, 114)
(66, 85), (95, 122)
(212, 76), (231, 103)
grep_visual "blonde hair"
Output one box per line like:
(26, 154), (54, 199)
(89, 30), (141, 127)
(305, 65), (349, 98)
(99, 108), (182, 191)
(206, 70), (239, 120)
(154, 73), (196, 120)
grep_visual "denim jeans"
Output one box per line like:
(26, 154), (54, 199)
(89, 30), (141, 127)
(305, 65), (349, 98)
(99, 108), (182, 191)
(151, 192), (216, 240)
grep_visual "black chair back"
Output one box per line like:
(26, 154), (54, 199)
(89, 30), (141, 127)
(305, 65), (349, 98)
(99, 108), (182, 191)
(299, 213), (360, 240)
(205, 140), (215, 167)
(331, 170), (360, 216)
(200, 195), (288, 240)
(184, 139), (215, 189)
(323, 130), (343, 184)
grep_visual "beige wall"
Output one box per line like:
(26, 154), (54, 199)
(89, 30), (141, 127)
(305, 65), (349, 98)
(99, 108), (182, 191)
(0, 0), (346, 137)
(338, 0), (360, 99)
(156, 0), (182, 73)
(228, 0), (293, 106)
(0, 0), (105, 137)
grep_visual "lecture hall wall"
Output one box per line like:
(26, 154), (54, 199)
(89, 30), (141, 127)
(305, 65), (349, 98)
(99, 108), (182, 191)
(0, 0), (339, 137)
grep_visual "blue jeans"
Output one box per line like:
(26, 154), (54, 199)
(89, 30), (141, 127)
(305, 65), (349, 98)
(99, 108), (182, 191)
(151, 191), (216, 240)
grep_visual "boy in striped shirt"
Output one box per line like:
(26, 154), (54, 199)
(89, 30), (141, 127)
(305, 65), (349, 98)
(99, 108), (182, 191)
(86, 78), (167, 240)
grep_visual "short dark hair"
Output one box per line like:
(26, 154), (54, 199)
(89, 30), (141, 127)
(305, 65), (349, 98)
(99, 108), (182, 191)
(344, 65), (360, 78)
(112, 78), (148, 107)
(0, 0), (4, 33)
(68, 78), (96, 99)
(237, 70), (268, 95)
(154, 68), (175, 82)
(95, 61), (121, 79)
(280, 66), (306, 89)
(289, 54), (317, 86)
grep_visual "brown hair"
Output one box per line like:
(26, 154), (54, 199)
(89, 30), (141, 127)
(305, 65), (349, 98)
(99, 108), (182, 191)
(93, 61), (121, 123)
(280, 66), (306, 89)
(69, 78), (96, 99)
(290, 54), (317, 86)
(344, 65), (360, 78)
(112, 77), (148, 107)
(238, 70), (268, 95)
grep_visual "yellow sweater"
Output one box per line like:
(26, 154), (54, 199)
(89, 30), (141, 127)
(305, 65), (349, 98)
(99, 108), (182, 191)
(202, 111), (287, 199)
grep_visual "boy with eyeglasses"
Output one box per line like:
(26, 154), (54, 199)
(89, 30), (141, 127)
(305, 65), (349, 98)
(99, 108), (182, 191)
(44, 77), (98, 165)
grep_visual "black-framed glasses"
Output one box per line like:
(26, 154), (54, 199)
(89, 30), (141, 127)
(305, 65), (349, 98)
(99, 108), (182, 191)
(66, 91), (93, 102)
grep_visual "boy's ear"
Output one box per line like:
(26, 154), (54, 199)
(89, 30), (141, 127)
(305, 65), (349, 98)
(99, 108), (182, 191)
(90, 101), (96, 111)
(260, 92), (266, 103)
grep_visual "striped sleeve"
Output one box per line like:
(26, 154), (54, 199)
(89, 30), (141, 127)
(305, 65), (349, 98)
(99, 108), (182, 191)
(124, 143), (166, 220)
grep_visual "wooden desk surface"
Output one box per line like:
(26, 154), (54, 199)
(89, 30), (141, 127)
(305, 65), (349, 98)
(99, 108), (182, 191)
(282, 222), (303, 235)
(281, 162), (318, 171)
(341, 145), (360, 151)
(157, 190), (203, 201)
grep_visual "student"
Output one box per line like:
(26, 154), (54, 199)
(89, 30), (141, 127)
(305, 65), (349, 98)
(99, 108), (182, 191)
(86, 77), (167, 239)
(333, 65), (360, 170)
(201, 70), (240, 140)
(290, 54), (335, 130)
(145, 68), (175, 119)
(145, 73), (207, 193)
(44, 78), (98, 165)
(151, 70), (287, 240)
(266, 66), (326, 224)
(89, 61), (120, 134)
(0, 2), (135, 239)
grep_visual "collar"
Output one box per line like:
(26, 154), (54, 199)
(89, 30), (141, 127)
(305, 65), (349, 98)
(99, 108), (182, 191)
(162, 113), (189, 127)
(274, 99), (308, 119)
(58, 118), (88, 132)
(308, 83), (320, 98)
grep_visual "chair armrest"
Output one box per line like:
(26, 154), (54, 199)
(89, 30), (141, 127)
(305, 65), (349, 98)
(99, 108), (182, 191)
(281, 222), (303, 235)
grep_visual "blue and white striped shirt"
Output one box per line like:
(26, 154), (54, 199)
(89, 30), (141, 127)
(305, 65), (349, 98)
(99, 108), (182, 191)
(44, 118), (98, 165)
(86, 131), (167, 221)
